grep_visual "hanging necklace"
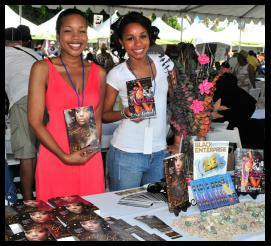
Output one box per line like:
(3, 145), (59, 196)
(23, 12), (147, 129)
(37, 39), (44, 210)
(126, 56), (156, 94)
(60, 55), (85, 107)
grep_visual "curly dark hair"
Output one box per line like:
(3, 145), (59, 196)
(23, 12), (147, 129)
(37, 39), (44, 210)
(110, 11), (157, 62)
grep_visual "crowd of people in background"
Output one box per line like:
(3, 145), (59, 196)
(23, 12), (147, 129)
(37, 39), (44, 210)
(5, 9), (265, 204)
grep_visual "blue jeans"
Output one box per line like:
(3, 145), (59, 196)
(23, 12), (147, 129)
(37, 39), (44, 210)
(107, 145), (166, 191)
(5, 159), (17, 204)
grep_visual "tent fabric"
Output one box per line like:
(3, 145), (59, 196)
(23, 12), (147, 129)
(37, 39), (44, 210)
(93, 11), (119, 38)
(5, 5), (38, 34)
(31, 5), (265, 24)
(30, 9), (99, 42)
(151, 17), (181, 41)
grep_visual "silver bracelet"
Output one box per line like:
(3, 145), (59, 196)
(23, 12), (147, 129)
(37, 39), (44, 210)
(120, 108), (130, 119)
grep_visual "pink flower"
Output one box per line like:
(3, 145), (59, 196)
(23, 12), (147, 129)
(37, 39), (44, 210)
(198, 79), (213, 95)
(198, 54), (210, 65)
(191, 100), (204, 113)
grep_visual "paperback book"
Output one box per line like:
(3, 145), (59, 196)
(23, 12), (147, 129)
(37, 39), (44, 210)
(163, 153), (189, 212)
(66, 216), (121, 241)
(64, 106), (100, 153)
(190, 173), (239, 212)
(54, 202), (100, 226)
(233, 148), (264, 193)
(47, 195), (99, 213)
(193, 141), (229, 180)
(126, 77), (156, 119)
(11, 200), (53, 214)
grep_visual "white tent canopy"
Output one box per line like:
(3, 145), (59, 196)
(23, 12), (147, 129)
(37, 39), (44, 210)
(31, 5), (265, 24)
(182, 22), (232, 46)
(93, 11), (119, 38)
(31, 9), (99, 42)
(5, 5), (39, 34)
(152, 17), (181, 41)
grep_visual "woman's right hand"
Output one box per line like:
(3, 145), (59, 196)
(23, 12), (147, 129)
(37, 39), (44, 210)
(61, 148), (99, 165)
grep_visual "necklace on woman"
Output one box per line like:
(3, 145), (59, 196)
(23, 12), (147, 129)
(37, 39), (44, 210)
(60, 55), (85, 107)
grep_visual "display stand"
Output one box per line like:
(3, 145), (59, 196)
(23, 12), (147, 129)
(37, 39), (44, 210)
(236, 191), (260, 200)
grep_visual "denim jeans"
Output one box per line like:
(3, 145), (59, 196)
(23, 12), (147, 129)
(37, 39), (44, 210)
(107, 145), (166, 191)
(5, 159), (17, 204)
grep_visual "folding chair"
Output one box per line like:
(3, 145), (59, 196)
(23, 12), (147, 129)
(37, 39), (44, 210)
(206, 126), (242, 149)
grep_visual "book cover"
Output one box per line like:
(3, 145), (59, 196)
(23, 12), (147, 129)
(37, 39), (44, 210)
(193, 141), (229, 180)
(163, 153), (189, 212)
(11, 200), (53, 214)
(9, 210), (72, 240)
(47, 195), (99, 213)
(234, 148), (264, 193)
(190, 174), (239, 212)
(6, 223), (56, 241)
(64, 106), (100, 153)
(126, 77), (156, 119)
(66, 216), (121, 241)
(54, 202), (100, 226)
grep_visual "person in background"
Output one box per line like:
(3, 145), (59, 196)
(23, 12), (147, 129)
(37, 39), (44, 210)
(247, 50), (260, 72)
(103, 12), (175, 191)
(17, 24), (32, 48)
(257, 52), (265, 76)
(212, 72), (257, 145)
(147, 26), (165, 56)
(228, 50), (238, 73)
(28, 8), (106, 202)
(96, 43), (115, 72)
(235, 51), (256, 92)
(5, 27), (41, 201)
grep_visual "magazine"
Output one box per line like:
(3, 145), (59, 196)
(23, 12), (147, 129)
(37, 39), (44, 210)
(64, 106), (100, 153)
(163, 153), (189, 212)
(233, 148), (264, 193)
(193, 141), (229, 180)
(126, 77), (156, 119)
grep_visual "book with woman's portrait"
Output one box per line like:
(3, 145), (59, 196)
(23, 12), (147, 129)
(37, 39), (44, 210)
(64, 106), (100, 153)
(126, 77), (156, 119)
(164, 153), (189, 212)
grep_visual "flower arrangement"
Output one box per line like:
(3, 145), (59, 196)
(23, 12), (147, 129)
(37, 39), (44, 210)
(170, 49), (223, 141)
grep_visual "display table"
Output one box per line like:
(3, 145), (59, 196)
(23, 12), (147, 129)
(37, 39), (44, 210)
(83, 190), (265, 241)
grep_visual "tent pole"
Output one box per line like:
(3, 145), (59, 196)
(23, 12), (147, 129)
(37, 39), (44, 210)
(180, 16), (184, 42)
(238, 19), (242, 52)
(19, 5), (22, 25)
(108, 6), (112, 49)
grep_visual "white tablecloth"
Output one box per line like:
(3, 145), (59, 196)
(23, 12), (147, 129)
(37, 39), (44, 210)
(83, 190), (265, 241)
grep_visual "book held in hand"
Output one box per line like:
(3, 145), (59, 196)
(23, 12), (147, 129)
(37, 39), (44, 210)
(126, 77), (156, 119)
(64, 106), (100, 153)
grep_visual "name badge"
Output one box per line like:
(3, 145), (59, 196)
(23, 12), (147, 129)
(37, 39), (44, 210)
(143, 127), (153, 154)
